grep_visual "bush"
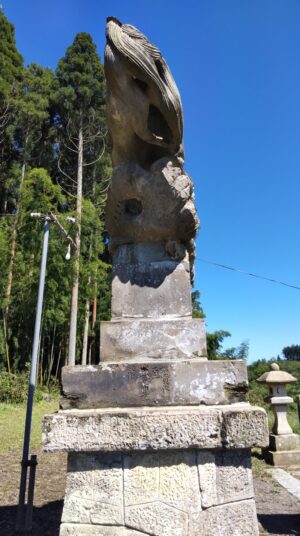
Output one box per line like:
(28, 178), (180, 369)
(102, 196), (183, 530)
(0, 367), (60, 404)
(0, 370), (29, 404)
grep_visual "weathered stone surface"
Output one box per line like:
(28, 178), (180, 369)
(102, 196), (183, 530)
(43, 405), (269, 452)
(59, 449), (258, 535)
(126, 501), (188, 536)
(60, 360), (247, 410)
(61, 453), (123, 525)
(198, 449), (253, 508)
(268, 432), (300, 452)
(111, 242), (193, 319)
(124, 451), (201, 514)
(106, 159), (198, 278)
(189, 499), (259, 536)
(264, 449), (300, 466)
(222, 406), (269, 448)
(60, 526), (146, 536)
(100, 317), (206, 361)
(105, 18), (184, 168)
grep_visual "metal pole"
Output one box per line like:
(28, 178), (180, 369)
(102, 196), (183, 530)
(16, 219), (50, 532)
(24, 455), (38, 533)
(296, 395), (300, 424)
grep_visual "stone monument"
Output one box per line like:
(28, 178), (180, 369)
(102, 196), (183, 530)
(257, 363), (300, 466)
(43, 17), (269, 535)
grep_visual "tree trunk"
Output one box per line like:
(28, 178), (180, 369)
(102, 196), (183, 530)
(68, 124), (83, 366)
(81, 239), (93, 365)
(81, 297), (90, 365)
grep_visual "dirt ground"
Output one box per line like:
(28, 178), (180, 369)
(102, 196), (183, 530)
(0, 449), (299, 536)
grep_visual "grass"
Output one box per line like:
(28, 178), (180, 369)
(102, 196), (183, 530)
(0, 398), (59, 454)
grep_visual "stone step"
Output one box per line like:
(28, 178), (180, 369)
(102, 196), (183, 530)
(60, 359), (248, 410)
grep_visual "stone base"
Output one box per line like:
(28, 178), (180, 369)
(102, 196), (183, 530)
(43, 406), (267, 535)
(60, 360), (248, 410)
(264, 449), (300, 466)
(263, 433), (300, 466)
(58, 449), (259, 536)
(100, 317), (207, 361)
(268, 433), (300, 451)
(43, 405), (268, 452)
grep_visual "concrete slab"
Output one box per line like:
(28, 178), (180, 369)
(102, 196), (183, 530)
(271, 467), (300, 500)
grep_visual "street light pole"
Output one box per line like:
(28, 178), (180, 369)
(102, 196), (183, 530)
(15, 212), (76, 533)
(16, 217), (50, 533)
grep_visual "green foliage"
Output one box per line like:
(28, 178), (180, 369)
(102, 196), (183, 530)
(55, 32), (105, 115)
(192, 290), (205, 318)
(0, 367), (60, 404)
(206, 330), (249, 360)
(282, 344), (300, 361)
(0, 14), (112, 378)
(0, 10), (23, 98)
(206, 330), (231, 360)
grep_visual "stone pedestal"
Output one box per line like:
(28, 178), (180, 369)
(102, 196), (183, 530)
(43, 405), (268, 536)
(257, 363), (300, 466)
(263, 433), (300, 466)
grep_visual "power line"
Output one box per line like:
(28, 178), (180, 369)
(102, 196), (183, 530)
(199, 258), (300, 291)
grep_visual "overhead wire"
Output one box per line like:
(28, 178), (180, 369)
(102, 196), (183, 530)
(199, 258), (300, 291)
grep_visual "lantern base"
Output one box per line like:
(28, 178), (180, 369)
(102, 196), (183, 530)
(263, 433), (300, 466)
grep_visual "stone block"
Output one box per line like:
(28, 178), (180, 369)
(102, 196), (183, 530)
(189, 499), (259, 536)
(125, 501), (188, 536)
(59, 449), (258, 535)
(43, 405), (269, 453)
(124, 451), (201, 514)
(222, 406), (269, 448)
(111, 242), (193, 319)
(268, 433), (300, 451)
(61, 453), (123, 525)
(60, 360), (248, 410)
(264, 448), (300, 466)
(60, 526), (146, 536)
(197, 449), (253, 508)
(100, 317), (206, 361)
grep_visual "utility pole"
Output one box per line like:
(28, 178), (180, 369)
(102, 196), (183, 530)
(16, 213), (75, 534)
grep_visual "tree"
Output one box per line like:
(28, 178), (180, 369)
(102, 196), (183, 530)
(54, 33), (109, 365)
(206, 330), (249, 361)
(192, 290), (206, 318)
(0, 8), (23, 212)
(206, 330), (231, 360)
(6, 168), (66, 372)
(282, 345), (300, 361)
(4, 63), (55, 329)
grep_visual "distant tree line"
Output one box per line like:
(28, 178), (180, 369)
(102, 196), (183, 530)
(0, 9), (112, 380)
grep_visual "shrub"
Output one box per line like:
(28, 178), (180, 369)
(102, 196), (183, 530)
(0, 367), (60, 404)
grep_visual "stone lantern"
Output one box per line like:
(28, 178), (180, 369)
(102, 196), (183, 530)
(257, 363), (300, 465)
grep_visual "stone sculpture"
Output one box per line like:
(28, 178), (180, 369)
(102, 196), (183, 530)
(105, 16), (198, 279)
(105, 16), (183, 167)
(43, 18), (268, 536)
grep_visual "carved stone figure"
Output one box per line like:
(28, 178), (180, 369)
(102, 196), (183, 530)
(105, 16), (184, 168)
(105, 16), (199, 280)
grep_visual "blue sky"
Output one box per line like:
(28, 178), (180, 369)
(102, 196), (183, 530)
(4, 0), (300, 362)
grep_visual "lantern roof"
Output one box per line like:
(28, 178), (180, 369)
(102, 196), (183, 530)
(257, 363), (297, 384)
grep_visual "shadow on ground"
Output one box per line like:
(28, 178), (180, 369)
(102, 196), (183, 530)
(0, 500), (63, 536)
(258, 514), (300, 535)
